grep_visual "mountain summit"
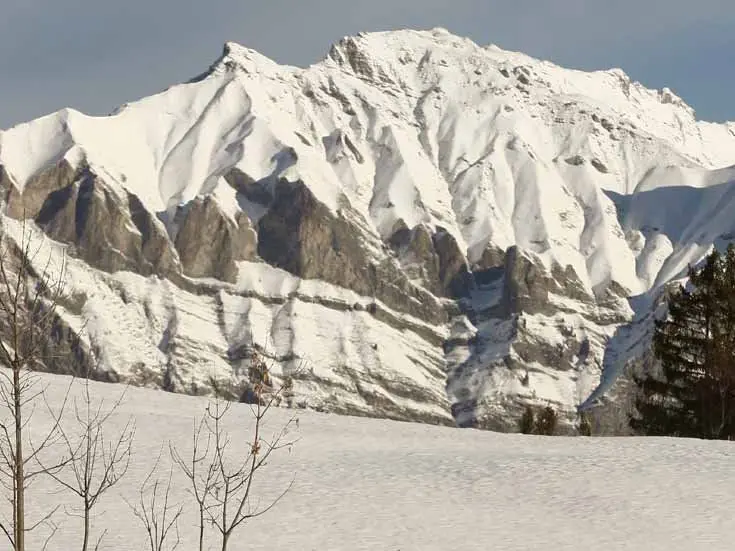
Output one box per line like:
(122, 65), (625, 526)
(2, 29), (735, 432)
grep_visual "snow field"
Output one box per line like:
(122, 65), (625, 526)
(9, 372), (735, 551)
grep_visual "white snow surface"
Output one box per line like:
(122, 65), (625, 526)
(11, 372), (735, 551)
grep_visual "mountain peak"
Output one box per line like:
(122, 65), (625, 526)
(212, 40), (287, 76)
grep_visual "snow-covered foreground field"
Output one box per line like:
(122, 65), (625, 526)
(9, 372), (735, 550)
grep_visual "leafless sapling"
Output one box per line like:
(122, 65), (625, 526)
(127, 449), (183, 551)
(38, 378), (135, 551)
(0, 217), (75, 551)
(169, 416), (217, 551)
(172, 351), (297, 551)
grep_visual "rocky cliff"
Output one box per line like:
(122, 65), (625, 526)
(1, 28), (735, 432)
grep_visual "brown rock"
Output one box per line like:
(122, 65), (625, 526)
(257, 179), (446, 324)
(174, 196), (257, 281)
(3, 159), (78, 219)
(35, 167), (178, 276)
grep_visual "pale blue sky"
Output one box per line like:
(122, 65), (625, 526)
(1, 0), (733, 128)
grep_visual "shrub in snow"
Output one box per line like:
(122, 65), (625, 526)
(519, 406), (535, 434)
(578, 412), (592, 436)
(534, 406), (558, 436)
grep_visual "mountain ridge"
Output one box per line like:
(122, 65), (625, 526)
(1, 28), (734, 432)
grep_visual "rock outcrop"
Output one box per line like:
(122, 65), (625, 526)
(174, 196), (257, 281)
(33, 165), (179, 277)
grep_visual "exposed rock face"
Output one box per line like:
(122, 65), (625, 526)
(4, 159), (78, 219)
(388, 223), (468, 298)
(2, 29), (735, 433)
(257, 179), (446, 324)
(174, 196), (257, 281)
(474, 245), (506, 271)
(432, 229), (469, 297)
(389, 223), (440, 292)
(34, 166), (179, 276)
(501, 246), (554, 316)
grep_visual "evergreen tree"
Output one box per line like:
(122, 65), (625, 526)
(535, 406), (558, 436)
(631, 246), (735, 439)
(578, 412), (592, 436)
(519, 406), (535, 434)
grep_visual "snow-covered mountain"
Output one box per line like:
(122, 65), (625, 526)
(2, 28), (735, 432)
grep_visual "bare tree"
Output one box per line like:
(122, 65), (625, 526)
(38, 378), (135, 550)
(169, 417), (217, 551)
(0, 217), (74, 550)
(128, 450), (182, 551)
(172, 351), (297, 551)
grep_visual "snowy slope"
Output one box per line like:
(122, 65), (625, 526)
(11, 372), (735, 551)
(1, 28), (735, 431)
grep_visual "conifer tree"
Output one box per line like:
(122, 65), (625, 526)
(631, 245), (735, 439)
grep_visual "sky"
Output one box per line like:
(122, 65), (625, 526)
(1, 0), (734, 129)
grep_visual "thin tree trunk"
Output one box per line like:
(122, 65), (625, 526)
(221, 496), (228, 551)
(83, 420), (92, 551)
(14, 366), (24, 551)
(198, 511), (204, 551)
(82, 499), (90, 551)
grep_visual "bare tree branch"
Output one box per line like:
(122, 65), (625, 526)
(0, 215), (78, 550)
(37, 378), (134, 551)
(126, 448), (182, 551)
(172, 350), (298, 551)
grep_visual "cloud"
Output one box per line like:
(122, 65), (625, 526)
(1, 0), (734, 127)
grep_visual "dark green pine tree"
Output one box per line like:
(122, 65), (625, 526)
(631, 245), (735, 439)
(707, 245), (735, 436)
